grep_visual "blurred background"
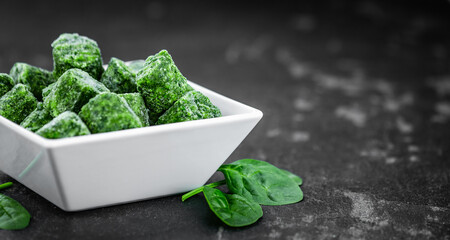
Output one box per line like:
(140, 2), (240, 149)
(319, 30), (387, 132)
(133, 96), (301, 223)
(1, 0), (449, 239)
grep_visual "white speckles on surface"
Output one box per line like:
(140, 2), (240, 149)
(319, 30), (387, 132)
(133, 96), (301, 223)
(385, 157), (397, 164)
(383, 99), (401, 112)
(360, 148), (388, 159)
(428, 76), (450, 96)
(408, 145), (420, 153)
(287, 232), (306, 240)
(426, 215), (440, 222)
(225, 36), (272, 64)
(264, 216), (298, 229)
(288, 62), (310, 79)
(268, 229), (282, 238)
(335, 106), (367, 127)
(291, 131), (310, 142)
(396, 117), (414, 134)
(347, 226), (364, 238)
(314, 73), (365, 96)
(340, 192), (447, 239)
(301, 215), (314, 223)
(266, 128), (282, 138)
(378, 219), (389, 227)
(373, 80), (394, 96)
(399, 92), (415, 105)
(383, 93), (414, 112)
(403, 228), (432, 237)
(275, 48), (311, 79)
(216, 226), (224, 240)
(409, 155), (419, 162)
(224, 42), (242, 64)
(343, 191), (376, 223)
(255, 149), (267, 161)
(245, 36), (272, 61)
(293, 98), (314, 111)
(432, 101), (450, 123)
(430, 206), (446, 212)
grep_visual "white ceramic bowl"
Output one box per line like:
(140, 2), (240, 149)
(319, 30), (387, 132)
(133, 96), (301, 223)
(0, 81), (262, 211)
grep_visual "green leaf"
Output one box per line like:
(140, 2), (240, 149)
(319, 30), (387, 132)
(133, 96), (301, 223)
(203, 186), (263, 227)
(218, 159), (303, 206)
(0, 193), (31, 230)
(0, 182), (13, 191)
(182, 180), (226, 202)
(281, 169), (303, 186)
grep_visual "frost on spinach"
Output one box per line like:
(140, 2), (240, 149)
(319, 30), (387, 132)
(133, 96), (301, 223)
(182, 159), (304, 227)
(0, 84), (38, 124)
(0, 182), (31, 230)
(203, 186), (263, 227)
(52, 33), (104, 80)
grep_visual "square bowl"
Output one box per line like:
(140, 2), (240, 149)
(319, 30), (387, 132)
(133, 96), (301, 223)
(0, 80), (262, 211)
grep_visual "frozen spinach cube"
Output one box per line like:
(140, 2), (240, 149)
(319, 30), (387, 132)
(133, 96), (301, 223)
(42, 82), (56, 100)
(9, 62), (55, 100)
(119, 93), (150, 126)
(44, 68), (109, 117)
(20, 102), (53, 132)
(137, 50), (193, 123)
(156, 91), (221, 125)
(101, 57), (137, 93)
(127, 60), (145, 73)
(52, 33), (104, 79)
(36, 111), (90, 139)
(0, 84), (38, 124)
(79, 92), (143, 133)
(0, 73), (14, 97)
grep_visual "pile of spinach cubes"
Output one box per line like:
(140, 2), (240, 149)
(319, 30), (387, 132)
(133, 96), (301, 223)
(0, 33), (221, 139)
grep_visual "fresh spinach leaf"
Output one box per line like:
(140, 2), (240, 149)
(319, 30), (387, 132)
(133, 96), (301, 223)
(0, 182), (12, 191)
(182, 180), (226, 202)
(0, 193), (31, 230)
(203, 186), (263, 227)
(281, 169), (303, 186)
(182, 159), (304, 227)
(218, 159), (303, 206)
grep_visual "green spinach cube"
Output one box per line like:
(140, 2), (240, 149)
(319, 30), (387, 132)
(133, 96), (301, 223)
(156, 90), (221, 125)
(9, 63), (55, 101)
(136, 50), (193, 123)
(0, 73), (14, 97)
(119, 93), (150, 126)
(101, 57), (136, 93)
(42, 82), (56, 100)
(52, 33), (104, 79)
(20, 102), (53, 132)
(36, 111), (90, 139)
(0, 84), (38, 124)
(44, 68), (109, 117)
(79, 92), (143, 133)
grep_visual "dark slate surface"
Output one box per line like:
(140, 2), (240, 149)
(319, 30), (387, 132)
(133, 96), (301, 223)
(1, 0), (449, 239)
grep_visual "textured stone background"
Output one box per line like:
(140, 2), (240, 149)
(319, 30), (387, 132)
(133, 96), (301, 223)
(0, 0), (449, 239)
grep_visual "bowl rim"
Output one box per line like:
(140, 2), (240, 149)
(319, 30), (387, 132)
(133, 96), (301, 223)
(0, 80), (263, 149)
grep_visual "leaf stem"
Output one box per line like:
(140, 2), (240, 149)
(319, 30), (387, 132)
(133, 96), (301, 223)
(0, 182), (13, 191)
(182, 180), (226, 202)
